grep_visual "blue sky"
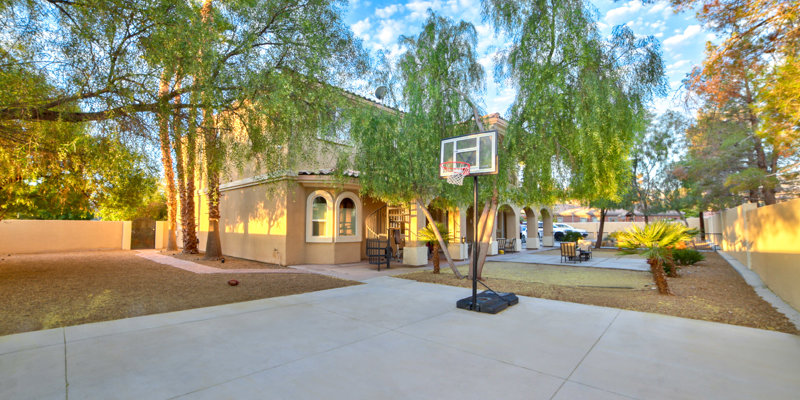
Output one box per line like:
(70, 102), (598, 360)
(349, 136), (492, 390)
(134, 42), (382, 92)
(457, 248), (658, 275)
(344, 0), (717, 117)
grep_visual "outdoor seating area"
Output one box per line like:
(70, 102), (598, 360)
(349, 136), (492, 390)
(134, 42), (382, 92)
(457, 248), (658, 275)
(559, 242), (592, 263)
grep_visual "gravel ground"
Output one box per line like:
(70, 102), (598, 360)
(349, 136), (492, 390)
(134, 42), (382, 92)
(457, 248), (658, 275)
(400, 251), (799, 335)
(0, 250), (359, 336)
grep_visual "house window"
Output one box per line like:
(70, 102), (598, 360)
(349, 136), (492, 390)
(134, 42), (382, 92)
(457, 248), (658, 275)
(312, 197), (327, 237)
(334, 192), (362, 242)
(338, 198), (356, 236)
(306, 190), (334, 242)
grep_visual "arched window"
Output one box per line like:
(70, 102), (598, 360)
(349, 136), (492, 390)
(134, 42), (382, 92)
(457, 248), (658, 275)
(338, 198), (356, 236)
(311, 196), (328, 237)
(306, 190), (334, 242)
(334, 192), (362, 242)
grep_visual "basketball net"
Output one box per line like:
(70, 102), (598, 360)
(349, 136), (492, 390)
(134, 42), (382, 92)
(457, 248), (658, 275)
(441, 161), (470, 186)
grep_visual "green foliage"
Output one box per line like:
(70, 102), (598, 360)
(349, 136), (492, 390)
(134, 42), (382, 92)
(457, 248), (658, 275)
(419, 222), (449, 245)
(0, 125), (161, 220)
(349, 12), (484, 206)
(562, 231), (583, 243)
(483, 0), (666, 205)
(673, 248), (705, 266)
(617, 220), (696, 265)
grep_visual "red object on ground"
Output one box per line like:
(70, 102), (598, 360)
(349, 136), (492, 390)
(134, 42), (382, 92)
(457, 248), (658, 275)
(228, 279), (239, 286)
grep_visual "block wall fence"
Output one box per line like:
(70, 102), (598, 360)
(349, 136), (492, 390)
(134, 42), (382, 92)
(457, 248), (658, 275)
(0, 220), (170, 254)
(704, 198), (800, 312)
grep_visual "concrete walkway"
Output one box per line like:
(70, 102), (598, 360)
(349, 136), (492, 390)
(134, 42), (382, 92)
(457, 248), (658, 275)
(2, 277), (799, 400)
(136, 250), (310, 274)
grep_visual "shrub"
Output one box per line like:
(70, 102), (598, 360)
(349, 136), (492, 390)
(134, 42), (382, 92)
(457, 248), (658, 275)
(563, 231), (583, 243)
(673, 248), (705, 266)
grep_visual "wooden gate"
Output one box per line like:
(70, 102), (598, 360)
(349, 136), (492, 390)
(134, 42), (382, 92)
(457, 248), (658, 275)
(131, 218), (156, 249)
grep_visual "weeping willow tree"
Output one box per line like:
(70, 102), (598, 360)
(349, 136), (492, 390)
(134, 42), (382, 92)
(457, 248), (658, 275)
(350, 1), (665, 279)
(349, 12), (485, 278)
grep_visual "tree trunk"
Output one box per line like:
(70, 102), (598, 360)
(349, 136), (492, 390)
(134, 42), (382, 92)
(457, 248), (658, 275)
(649, 258), (671, 295)
(595, 208), (606, 249)
(432, 242), (440, 273)
(415, 198), (462, 278)
(171, 75), (188, 252)
(181, 91), (199, 253)
(202, 107), (222, 260)
(475, 190), (498, 279)
(199, 0), (221, 260)
(158, 73), (178, 251)
(699, 210), (706, 241)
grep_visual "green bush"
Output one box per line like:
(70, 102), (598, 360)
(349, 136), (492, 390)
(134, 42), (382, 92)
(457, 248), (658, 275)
(563, 231), (583, 242)
(672, 249), (705, 266)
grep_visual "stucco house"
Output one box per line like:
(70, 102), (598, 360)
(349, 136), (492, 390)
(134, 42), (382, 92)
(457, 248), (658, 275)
(186, 108), (556, 267)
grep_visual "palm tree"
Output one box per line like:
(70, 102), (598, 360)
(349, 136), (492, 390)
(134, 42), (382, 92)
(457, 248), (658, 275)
(418, 222), (449, 274)
(616, 220), (696, 295)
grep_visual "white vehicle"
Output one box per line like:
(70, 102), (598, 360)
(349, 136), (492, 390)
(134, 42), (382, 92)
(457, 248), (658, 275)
(537, 222), (588, 241)
(553, 223), (588, 241)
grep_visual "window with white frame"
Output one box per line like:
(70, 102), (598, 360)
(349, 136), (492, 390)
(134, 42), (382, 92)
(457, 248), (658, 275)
(306, 190), (334, 242)
(334, 192), (362, 242)
(338, 198), (356, 236)
(312, 197), (327, 237)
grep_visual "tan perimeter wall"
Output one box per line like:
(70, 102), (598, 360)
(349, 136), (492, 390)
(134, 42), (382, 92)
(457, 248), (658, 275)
(566, 218), (700, 240)
(705, 199), (800, 312)
(0, 220), (130, 254)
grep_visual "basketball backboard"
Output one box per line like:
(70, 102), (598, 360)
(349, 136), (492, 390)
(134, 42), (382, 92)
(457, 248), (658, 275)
(440, 130), (498, 177)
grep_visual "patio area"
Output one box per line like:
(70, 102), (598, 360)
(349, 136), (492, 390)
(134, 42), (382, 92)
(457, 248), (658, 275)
(491, 247), (651, 271)
(3, 276), (798, 400)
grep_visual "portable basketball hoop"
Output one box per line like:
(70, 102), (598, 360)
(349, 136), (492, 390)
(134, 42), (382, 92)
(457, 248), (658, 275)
(440, 161), (470, 186)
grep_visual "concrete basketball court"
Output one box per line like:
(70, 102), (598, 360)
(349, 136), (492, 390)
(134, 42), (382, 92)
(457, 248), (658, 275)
(2, 276), (799, 400)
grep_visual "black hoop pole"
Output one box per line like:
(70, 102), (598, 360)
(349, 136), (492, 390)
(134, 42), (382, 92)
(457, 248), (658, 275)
(472, 175), (478, 308)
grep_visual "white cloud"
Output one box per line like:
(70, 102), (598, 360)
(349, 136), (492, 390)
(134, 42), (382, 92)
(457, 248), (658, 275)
(351, 18), (372, 39)
(377, 19), (407, 46)
(604, 1), (643, 25)
(666, 59), (689, 71)
(647, 1), (670, 16)
(662, 24), (702, 47)
(375, 4), (403, 19)
(405, 0), (442, 20)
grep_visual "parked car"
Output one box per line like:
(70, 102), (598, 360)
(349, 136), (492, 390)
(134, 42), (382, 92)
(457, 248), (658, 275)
(536, 222), (589, 241)
(553, 223), (588, 241)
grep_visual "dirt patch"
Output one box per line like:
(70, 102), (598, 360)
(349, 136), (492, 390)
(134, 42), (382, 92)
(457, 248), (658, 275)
(165, 251), (285, 270)
(0, 251), (359, 336)
(400, 251), (798, 335)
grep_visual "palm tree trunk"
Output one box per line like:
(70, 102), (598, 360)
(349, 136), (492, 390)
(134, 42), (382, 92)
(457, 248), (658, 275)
(649, 258), (671, 295)
(415, 198), (462, 278)
(432, 242), (440, 273)
(158, 73), (178, 251)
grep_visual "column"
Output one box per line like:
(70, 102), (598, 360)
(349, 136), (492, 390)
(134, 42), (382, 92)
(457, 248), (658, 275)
(403, 202), (429, 266)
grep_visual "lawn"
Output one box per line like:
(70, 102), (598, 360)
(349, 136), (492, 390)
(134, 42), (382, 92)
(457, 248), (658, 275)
(400, 251), (799, 334)
(0, 250), (359, 336)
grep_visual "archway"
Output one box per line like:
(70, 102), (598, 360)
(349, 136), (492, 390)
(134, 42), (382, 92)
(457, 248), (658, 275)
(540, 208), (554, 247)
(495, 204), (521, 253)
(522, 207), (539, 249)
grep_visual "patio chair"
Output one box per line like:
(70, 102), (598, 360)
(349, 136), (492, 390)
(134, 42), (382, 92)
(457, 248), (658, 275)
(560, 242), (579, 263)
(577, 240), (592, 261)
(505, 238), (517, 252)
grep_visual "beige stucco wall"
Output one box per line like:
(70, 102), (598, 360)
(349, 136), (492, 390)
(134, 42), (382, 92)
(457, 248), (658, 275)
(217, 181), (290, 265)
(194, 178), (365, 266)
(706, 199), (800, 312)
(0, 220), (128, 254)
